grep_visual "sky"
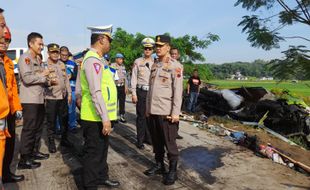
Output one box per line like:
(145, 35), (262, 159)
(2, 0), (309, 64)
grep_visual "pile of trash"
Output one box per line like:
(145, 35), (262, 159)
(184, 87), (310, 148)
(187, 120), (310, 174)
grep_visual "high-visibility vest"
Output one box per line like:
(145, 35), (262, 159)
(80, 50), (117, 121)
(0, 79), (9, 119)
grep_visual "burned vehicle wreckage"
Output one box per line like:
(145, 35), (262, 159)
(183, 87), (310, 149)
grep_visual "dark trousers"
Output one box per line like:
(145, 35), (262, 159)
(3, 114), (16, 177)
(117, 85), (126, 115)
(45, 99), (68, 139)
(81, 120), (109, 189)
(20, 104), (45, 155)
(149, 115), (179, 162)
(136, 88), (152, 145)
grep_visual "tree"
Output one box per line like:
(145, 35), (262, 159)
(270, 45), (310, 80)
(235, 0), (310, 50)
(235, 0), (310, 80)
(110, 28), (219, 71)
(170, 33), (219, 63)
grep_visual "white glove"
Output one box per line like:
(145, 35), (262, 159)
(16, 111), (23, 120)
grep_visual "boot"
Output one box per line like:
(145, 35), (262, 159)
(163, 160), (178, 185)
(48, 138), (56, 153)
(144, 162), (166, 176)
(17, 155), (41, 170)
(3, 171), (25, 183)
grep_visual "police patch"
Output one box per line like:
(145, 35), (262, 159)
(93, 63), (101, 74)
(25, 57), (31, 65)
(175, 67), (182, 78)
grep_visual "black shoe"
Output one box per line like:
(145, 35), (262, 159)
(3, 172), (25, 183)
(144, 162), (166, 176)
(48, 138), (57, 153)
(119, 115), (127, 123)
(163, 161), (178, 185)
(98, 179), (120, 188)
(32, 151), (50, 160)
(136, 144), (145, 150)
(176, 134), (183, 139)
(18, 158), (41, 170)
(60, 138), (73, 147)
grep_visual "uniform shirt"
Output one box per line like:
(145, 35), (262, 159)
(3, 54), (22, 114)
(44, 59), (71, 100)
(18, 51), (47, 104)
(131, 57), (154, 96)
(147, 56), (183, 116)
(83, 48), (110, 122)
(65, 59), (78, 91)
(110, 62), (127, 85)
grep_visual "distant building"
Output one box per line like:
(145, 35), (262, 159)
(260, 77), (274, 81)
(230, 71), (248, 80)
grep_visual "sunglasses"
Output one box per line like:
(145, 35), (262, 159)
(144, 47), (153, 51)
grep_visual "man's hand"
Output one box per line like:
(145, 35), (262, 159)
(132, 95), (138, 104)
(170, 115), (179, 123)
(102, 121), (112, 136)
(125, 87), (128, 94)
(51, 78), (58, 86)
(42, 69), (50, 76)
(68, 95), (72, 105)
(76, 96), (81, 109)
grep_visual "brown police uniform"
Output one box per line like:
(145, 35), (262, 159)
(147, 56), (183, 162)
(18, 50), (48, 159)
(44, 57), (71, 152)
(131, 57), (153, 147)
(110, 62), (127, 117)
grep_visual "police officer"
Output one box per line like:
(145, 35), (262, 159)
(111, 53), (127, 123)
(81, 25), (120, 189)
(131, 37), (155, 149)
(144, 35), (183, 185)
(44, 43), (72, 153)
(18, 32), (53, 169)
(0, 26), (25, 183)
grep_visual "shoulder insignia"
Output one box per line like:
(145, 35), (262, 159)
(25, 57), (31, 65)
(93, 63), (101, 74)
(175, 67), (182, 78)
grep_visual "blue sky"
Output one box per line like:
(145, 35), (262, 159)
(2, 0), (309, 63)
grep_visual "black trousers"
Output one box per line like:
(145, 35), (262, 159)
(20, 104), (45, 156)
(149, 115), (179, 162)
(45, 99), (68, 139)
(81, 120), (109, 189)
(117, 85), (126, 115)
(136, 88), (152, 145)
(3, 114), (16, 177)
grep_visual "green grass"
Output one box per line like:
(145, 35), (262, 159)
(208, 80), (310, 97)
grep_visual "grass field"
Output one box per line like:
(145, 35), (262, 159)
(208, 80), (310, 97)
